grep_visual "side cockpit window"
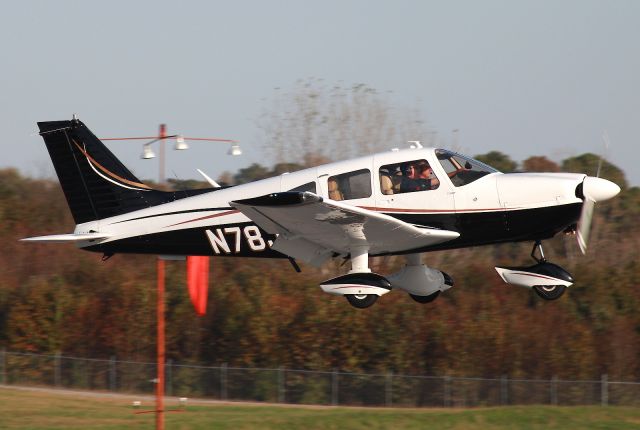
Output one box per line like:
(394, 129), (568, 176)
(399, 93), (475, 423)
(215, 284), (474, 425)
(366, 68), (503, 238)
(436, 149), (498, 187)
(327, 169), (371, 201)
(379, 159), (440, 195)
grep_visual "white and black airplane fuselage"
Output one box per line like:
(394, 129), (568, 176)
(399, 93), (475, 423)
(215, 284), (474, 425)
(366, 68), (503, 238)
(73, 150), (586, 257)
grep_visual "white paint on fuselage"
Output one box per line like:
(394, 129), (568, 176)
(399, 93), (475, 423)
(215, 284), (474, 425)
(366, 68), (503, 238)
(496, 173), (585, 210)
(72, 147), (587, 248)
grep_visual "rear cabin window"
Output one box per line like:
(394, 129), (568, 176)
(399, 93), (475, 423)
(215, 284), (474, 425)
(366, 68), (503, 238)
(327, 169), (371, 200)
(379, 159), (440, 195)
(288, 182), (317, 193)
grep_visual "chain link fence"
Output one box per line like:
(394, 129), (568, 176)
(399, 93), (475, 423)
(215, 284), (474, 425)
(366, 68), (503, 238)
(1, 350), (638, 407)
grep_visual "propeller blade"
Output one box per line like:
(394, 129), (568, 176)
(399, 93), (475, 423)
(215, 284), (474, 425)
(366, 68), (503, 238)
(597, 130), (611, 178)
(576, 198), (595, 255)
(575, 177), (620, 255)
(577, 132), (617, 255)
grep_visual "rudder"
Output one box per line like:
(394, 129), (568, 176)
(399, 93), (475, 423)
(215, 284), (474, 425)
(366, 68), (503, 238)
(38, 117), (176, 223)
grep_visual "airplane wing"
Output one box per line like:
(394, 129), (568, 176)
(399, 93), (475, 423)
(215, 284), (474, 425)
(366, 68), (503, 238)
(230, 192), (459, 266)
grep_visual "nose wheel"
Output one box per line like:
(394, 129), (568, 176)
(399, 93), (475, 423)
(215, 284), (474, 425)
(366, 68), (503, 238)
(530, 241), (567, 300)
(533, 285), (566, 300)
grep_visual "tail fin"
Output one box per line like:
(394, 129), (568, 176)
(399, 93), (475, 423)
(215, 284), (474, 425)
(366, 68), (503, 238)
(38, 117), (212, 224)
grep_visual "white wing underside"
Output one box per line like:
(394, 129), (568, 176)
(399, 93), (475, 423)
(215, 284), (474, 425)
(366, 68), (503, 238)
(231, 192), (459, 266)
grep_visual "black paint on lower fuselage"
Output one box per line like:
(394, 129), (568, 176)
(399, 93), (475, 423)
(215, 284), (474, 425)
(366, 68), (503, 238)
(391, 202), (582, 253)
(84, 203), (582, 257)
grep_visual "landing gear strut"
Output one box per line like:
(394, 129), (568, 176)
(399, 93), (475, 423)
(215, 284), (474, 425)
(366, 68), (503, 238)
(344, 246), (380, 308)
(531, 240), (546, 263)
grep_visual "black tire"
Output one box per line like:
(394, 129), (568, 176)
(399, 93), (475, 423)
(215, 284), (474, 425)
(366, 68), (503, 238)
(410, 291), (441, 304)
(533, 285), (566, 300)
(345, 294), (378, 309)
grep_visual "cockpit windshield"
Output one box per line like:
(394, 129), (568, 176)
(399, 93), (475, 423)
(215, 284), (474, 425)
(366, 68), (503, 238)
(435, 149), (499, 187)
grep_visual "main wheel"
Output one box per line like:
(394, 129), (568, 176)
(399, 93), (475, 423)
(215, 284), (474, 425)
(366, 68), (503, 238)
(410, 291), (441, 304)
(533, 285), (566, 301)
(345, 294), (378, 309)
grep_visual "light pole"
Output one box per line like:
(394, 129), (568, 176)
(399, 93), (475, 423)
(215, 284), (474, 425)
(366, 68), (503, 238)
(156, 124), (166, 430)
(148, 125), (240, 430)
(104, 125), (241, 430)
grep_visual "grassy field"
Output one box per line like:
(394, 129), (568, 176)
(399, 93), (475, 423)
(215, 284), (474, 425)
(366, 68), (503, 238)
(0, 386), (638, 430)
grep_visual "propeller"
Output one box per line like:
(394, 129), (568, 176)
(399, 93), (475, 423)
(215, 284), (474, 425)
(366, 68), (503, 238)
(575, 132), (620, 254)
(576, 194), (595, 254)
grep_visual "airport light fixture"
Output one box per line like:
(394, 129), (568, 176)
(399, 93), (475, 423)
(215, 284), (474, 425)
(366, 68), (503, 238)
(103, 127), (241, 184)
(228, 142), (242, 156)
(141, 143), (156, 159)
(174, 135), (188, 151)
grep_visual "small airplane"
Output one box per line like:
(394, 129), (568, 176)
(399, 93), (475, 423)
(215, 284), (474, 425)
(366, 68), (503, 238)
(23, 117), (621, 308)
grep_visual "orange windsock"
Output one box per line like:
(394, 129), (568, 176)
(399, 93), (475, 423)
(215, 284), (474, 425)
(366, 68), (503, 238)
(187, 256), (209, 316)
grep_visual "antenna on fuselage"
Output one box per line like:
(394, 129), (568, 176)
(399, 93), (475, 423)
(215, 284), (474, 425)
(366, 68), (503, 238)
(197, 169), (221, 188)
(407, 140), (423, 149)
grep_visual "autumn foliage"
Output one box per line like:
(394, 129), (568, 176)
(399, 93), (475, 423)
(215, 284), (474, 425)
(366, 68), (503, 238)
(0, 161), (639, 382)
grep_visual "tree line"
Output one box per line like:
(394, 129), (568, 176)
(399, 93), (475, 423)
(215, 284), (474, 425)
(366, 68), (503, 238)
(0, 152), (638, 381)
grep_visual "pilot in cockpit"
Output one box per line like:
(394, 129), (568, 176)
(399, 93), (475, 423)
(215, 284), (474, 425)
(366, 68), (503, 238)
(399, 161), (438, 192)
(417, 161), (439, 189)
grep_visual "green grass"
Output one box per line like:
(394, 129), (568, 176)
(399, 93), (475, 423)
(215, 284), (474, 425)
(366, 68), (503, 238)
(0, 386), (638, 429)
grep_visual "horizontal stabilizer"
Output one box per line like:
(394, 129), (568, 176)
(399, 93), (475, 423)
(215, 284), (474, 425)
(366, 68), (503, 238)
(21, 233), (111, 243)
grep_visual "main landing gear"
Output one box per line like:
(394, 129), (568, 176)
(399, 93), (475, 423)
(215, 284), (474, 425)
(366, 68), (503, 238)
(320, 272), (392, 309)
(495, 241), (574, 301)
(319, 249), (453, 309)
(319, 246), (391, 309)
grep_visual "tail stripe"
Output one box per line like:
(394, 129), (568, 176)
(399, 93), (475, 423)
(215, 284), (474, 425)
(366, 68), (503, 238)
(72, 139), (151, 191)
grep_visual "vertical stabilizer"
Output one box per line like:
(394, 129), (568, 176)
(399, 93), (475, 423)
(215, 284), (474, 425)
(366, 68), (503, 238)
(38, 118), (161, 223)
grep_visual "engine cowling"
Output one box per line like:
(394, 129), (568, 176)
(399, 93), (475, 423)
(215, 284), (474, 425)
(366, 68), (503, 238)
(386, 265), (454, 297)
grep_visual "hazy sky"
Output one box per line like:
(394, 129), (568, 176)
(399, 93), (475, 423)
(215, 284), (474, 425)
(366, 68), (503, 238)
(2, 1), (639, 185)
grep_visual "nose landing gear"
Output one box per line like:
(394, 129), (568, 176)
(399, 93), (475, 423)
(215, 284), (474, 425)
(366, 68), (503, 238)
(495, 241), (574, 301)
